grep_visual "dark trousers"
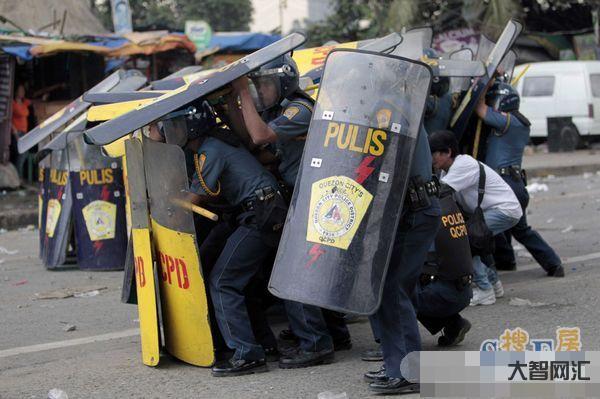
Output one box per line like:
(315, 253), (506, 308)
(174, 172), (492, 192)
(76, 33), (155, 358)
(369, 204), (441, 379)
(494, 175), (561, 271)
(207, 222), (273, 361)
(417, 280), (472, 335)
(285, 301), (334, 352)
(322, 309), (350, 343)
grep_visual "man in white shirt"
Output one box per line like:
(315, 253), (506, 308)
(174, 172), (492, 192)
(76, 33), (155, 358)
(428, 131), (522, 306)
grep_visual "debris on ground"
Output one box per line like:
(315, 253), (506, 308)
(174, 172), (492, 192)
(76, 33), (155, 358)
(48, 388), (69, 399)
(561, 225), (574, 233)
(12, 279), (28, 286)
(34, 285), (108, 300)
(509, 297), (548, 307)
(318, 391), (348, 399)
(0, 246), (18, 255)
(62, 324), (77, 332)
(526, 183), (549, 194)
(73, 290), (100, 298)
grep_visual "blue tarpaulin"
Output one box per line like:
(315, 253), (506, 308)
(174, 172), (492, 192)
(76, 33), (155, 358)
(208, 32), (281, 52)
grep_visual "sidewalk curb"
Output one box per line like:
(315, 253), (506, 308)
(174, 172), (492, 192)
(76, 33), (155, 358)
(0, 209), (38, 231)
(526, 164), (600, 178)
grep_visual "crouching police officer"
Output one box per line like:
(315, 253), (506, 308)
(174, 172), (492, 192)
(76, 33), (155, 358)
(157, 102), (288, 377)
(417, 184), (473, 347)
(227, 54), (351, 368)
(476, 80), (564, 277)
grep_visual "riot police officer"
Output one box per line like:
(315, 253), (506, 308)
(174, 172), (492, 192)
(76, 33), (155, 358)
(364, 110), (442, 394)
(423, 48), (453, 135)
(153, 102), (288, 377)
(476, 80), (564, 277)
(228, 55), (350, 368)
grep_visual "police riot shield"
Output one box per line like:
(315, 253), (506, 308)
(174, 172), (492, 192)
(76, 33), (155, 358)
(450, 19), (523, 140)
(476, 36), (517, 83)
(446, 48), (475, 93)
(124, 138), (160, 366)
(40, 71), (147, 156)
(42, 148), (73, 269)
(390, 30), (425, 60)
(85, 33), (306, 145)
(269, 49), (432, 315)
(296, 34), (403, 86)
(18, 70), (127, 153)
(38, 150), (51, 259)
(143, 139), (214, 366)
(407, 26), (433, 47)
(67, 136), (128, 270)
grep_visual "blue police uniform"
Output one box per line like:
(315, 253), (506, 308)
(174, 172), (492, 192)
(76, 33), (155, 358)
(417, 279), (471, 336)
(191, 136), (280, 362)
(369, 124), (442, 379)
(264, 95), (313, 187)
(263, 95), (344, 357)
(424, 92), (453, 135)
(482, 107), (562, 272)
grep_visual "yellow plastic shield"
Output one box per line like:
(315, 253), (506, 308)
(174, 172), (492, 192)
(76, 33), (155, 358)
(143, 138), (214, 366)
(124, 138), (160, 366)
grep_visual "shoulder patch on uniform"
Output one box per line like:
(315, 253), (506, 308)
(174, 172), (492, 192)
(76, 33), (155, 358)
(283, 106), (300, 120)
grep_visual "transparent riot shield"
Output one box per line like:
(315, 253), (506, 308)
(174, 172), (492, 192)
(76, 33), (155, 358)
(447, 48), (475, 93)
(450, 19), (523, 140)
(143, 139), (214, 366)
(477, 35), (517, 83)
(124, 138), (160, 366)
(85, 33), (306, 146)
(269, 49), (432, 315)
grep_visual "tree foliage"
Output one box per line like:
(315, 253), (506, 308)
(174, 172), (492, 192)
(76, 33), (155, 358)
(304, 0), (595, 47)
(91, 0), (253, 32)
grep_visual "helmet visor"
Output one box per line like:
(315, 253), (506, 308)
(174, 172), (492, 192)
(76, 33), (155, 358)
(249, 76), (281, 111)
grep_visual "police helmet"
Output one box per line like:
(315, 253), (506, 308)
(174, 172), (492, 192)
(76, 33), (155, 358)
(423, 47), (439, 60)
(486, 80), (520, 112)
(248, 54), (299, 111)
(423, 48), (449, 97)
(156, 101), (217, 146)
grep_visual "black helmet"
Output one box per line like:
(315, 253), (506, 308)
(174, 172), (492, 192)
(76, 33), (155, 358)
(486, 80), (520, 112)
(156, 101), (217, 146)
(422, 47), (449, 97)
(248, 54), (299, 111)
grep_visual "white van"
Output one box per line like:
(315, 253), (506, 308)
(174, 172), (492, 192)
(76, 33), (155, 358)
(513, 61), (600, 147)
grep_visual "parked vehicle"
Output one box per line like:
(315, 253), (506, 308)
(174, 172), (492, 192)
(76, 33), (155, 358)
(513, 61), (600, 150)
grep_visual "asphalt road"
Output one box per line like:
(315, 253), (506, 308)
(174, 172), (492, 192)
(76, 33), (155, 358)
(0, 172), (599, 399)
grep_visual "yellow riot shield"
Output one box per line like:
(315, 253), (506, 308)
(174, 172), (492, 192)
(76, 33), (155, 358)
(124, 138), (161, 366)
(142, 138), (214, 366)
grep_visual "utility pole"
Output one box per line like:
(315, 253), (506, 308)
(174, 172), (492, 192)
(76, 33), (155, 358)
(279, 0), (287, 34)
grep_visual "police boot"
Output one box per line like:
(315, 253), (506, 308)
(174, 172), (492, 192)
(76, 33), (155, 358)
(368, 377), (420, 394)
(361, 345), (383, 361)
(211, 358), (268, 377)
(547, 265), (565, 277)
(438, 317), (472, 347)
(278, 348), (334, 369)
(363, 365), (386, 383)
